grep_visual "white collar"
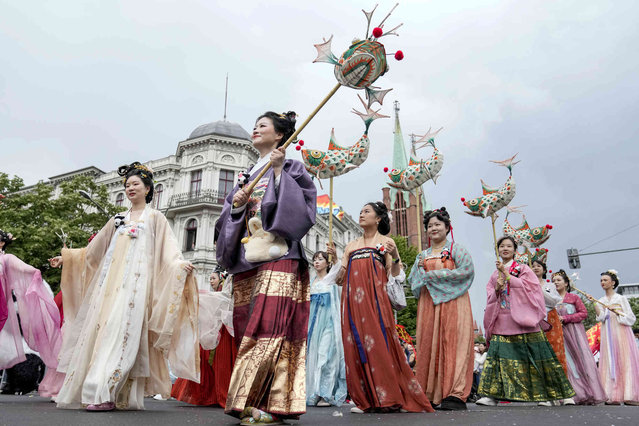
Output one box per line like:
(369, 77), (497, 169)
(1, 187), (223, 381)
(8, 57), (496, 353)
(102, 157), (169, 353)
(253, 150), (275, 173)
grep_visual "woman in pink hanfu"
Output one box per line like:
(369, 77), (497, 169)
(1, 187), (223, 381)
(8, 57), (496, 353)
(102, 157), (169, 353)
(593, 270), (639, 405)
(0, 229), (62, 376)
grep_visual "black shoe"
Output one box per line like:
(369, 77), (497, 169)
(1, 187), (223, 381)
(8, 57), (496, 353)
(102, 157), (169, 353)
(439, 396), (467, 411)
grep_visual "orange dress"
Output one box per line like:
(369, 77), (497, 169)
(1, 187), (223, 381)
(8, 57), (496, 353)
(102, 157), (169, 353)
(545, 308), (568, 374)
(415, 255), (474, 406)
(341, 246), (433, 413)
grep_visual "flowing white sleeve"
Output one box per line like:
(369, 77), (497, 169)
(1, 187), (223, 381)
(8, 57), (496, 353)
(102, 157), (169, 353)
(618, 295), (637, 327)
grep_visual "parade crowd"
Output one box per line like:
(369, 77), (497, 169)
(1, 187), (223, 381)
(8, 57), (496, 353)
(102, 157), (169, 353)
(2, 112), (639, 426)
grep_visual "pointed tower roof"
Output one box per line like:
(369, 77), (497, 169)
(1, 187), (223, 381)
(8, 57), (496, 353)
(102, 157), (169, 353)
(389, 101), (410, 206)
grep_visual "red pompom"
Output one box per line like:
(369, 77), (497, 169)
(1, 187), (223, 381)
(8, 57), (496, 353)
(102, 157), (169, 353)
(546, 279), (550, 282)
(295, 145), (301, 151)
(383, 167), (389, 173)
(460, 197), (466, 202)
(394, 50), (404, 61)
(549, 270), (553, 273)
(372, 27), (383, 38)
(298, 140), (304, 146)
(546, 224), (553, 229)
(535, 248), (539, 251)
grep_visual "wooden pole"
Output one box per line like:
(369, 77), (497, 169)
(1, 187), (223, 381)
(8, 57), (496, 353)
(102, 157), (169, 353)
(571, 287), (625, 316)
(235, 82), (341, 206)
(328, 176), (334, 263)
(490, 213), (499, 259)
(415, 187), (422, 249)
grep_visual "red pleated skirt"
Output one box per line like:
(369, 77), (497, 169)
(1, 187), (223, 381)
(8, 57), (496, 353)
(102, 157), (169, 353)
(171, 327), (237, 406)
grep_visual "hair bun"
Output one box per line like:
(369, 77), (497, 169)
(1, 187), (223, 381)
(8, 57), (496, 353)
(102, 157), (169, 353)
(284, 111), (297, 125)
(117, 165), (130, 177)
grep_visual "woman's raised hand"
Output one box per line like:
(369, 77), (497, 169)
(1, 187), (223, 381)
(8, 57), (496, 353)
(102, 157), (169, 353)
(495, 260), (507, 275)
(48, 256), (63, 268)
(183, 262), (195, 275)
(326, 242), (337, 259)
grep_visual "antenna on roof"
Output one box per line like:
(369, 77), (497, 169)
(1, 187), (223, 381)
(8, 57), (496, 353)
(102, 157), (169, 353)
(223, 73), (229, 121)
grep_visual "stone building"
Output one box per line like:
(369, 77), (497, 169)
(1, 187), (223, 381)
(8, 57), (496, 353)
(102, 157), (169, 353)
(21, 118), (362, 288)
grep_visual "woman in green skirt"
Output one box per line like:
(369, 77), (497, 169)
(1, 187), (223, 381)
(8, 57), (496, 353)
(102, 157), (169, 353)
(476, 236), (574, 405)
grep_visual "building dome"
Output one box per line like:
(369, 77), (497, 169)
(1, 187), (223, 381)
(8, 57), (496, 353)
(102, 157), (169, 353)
(188, 120), (251, 141)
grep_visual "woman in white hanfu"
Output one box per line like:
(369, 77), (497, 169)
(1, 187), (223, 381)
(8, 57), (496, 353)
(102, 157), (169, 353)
(49, 162), (199, 411)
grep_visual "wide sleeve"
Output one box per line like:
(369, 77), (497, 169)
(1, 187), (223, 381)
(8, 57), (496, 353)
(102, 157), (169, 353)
(483, 273), (500, 341)
(0, 276), (7, 332)
(408, 251), (426, 298)
(562, 294), (588, 323)
(508, 265), (546, 328)
(260, 160), (317, 241)
(325, 260), (342, 285)
(596, 297), (608, 322)
(5, 254), (61, 368)
(542, 282), (562, 308)
(60, 217), (115, 324)
(146, 211), (200, 382)
(215, 185), (249, 270)
(617, 295), (637, 327)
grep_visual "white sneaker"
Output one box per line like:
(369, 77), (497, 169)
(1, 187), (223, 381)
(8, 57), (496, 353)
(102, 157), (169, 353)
(562, 398), (575, 405)
(350, 407), (365, 414)
(476, 397), (497, 406)
(538, 401), (552, 407)
(317, 399), (331, 407)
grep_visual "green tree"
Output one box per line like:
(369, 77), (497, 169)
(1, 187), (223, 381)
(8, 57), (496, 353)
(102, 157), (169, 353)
(0, 173), (118, 292)
(581, 294), (598, 331)
(393, 234), (420, 336)
(627, 297), (639, 328)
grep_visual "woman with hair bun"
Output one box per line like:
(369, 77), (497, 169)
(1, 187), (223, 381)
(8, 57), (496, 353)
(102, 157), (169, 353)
(215, 111), (317, 424)
(336, 201), (433, 414)
(48, 161), (199, 411)
(407, 207), (475, 410)
(592, 270), (639, 405)
(552, 270), (606, 405)
(477, 236), (574, 406)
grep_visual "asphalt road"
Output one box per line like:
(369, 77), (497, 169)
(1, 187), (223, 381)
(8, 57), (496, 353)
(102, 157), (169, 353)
(0, 395), (637, 426)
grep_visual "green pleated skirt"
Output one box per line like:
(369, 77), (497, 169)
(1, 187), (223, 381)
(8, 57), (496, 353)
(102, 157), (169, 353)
(478, 331), (575, 402)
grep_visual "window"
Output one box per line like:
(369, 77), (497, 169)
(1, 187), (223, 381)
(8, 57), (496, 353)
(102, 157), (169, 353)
(395, 195), (408, 236)
(154, 184), (164, 209)
(190, 170), (202, 196)
(218, 169), (235, 197)
(185, 219), (197, 252)
(115, 193), (125, 207)
(315, 234), (320, 252)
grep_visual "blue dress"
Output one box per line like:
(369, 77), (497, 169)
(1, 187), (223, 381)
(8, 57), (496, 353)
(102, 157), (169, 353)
(306, 262), (347, 406)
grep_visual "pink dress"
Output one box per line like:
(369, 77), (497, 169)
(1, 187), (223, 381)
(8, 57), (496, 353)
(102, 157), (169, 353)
(596, 293), (639, 404)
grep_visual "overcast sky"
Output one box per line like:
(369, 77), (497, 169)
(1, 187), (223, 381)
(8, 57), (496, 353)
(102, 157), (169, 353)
(2, 0), (638, 322)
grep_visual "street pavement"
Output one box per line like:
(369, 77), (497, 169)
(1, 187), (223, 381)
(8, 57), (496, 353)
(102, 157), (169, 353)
(0, 394), (637, 426)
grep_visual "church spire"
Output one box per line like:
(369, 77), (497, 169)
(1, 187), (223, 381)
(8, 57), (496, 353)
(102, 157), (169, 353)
(390, 100), (410, 206)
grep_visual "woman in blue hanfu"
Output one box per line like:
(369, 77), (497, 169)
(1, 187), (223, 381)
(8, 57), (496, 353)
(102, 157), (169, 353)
(306, 244), (347, 407)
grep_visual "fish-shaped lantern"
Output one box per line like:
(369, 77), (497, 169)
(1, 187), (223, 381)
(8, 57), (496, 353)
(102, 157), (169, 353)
(385, 127), (444, 192)
(300, 94), (388, 179)
(313, 4), (403, 108)
(461, 154), (519, 218)
(514, 247), (533, 265)
(503, 212), (552, 248)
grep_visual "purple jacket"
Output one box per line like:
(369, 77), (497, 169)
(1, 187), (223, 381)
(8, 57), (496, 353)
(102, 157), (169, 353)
(216, 159), (316, 274)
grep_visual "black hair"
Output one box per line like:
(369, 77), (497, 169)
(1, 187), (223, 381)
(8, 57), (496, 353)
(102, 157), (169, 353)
(256, 111), (297, 148)
(423, 207), (451, 234)
(496, 235), (518, 252)
(532, 260), (548, 279)
(552, 269), (572, 292)
(0, 229), (14, 249)
(365, 201), (391, 235)
(117, 161), (154, 204)
(312, 251), (332, 272)
(601, 270), (620, 289)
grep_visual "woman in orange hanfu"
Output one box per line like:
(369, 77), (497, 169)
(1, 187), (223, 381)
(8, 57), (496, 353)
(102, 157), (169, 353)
(408, 207), (475, 411)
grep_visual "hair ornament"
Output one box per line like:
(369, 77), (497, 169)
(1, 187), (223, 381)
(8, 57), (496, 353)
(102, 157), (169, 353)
(605, 269), (619, 280)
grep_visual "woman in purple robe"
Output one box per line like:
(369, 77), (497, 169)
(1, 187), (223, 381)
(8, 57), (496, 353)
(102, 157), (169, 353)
(216, 111), (316, 425)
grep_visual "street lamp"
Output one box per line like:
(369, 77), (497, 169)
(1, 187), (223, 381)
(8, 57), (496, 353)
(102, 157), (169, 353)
(78, 190), (109, 217)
